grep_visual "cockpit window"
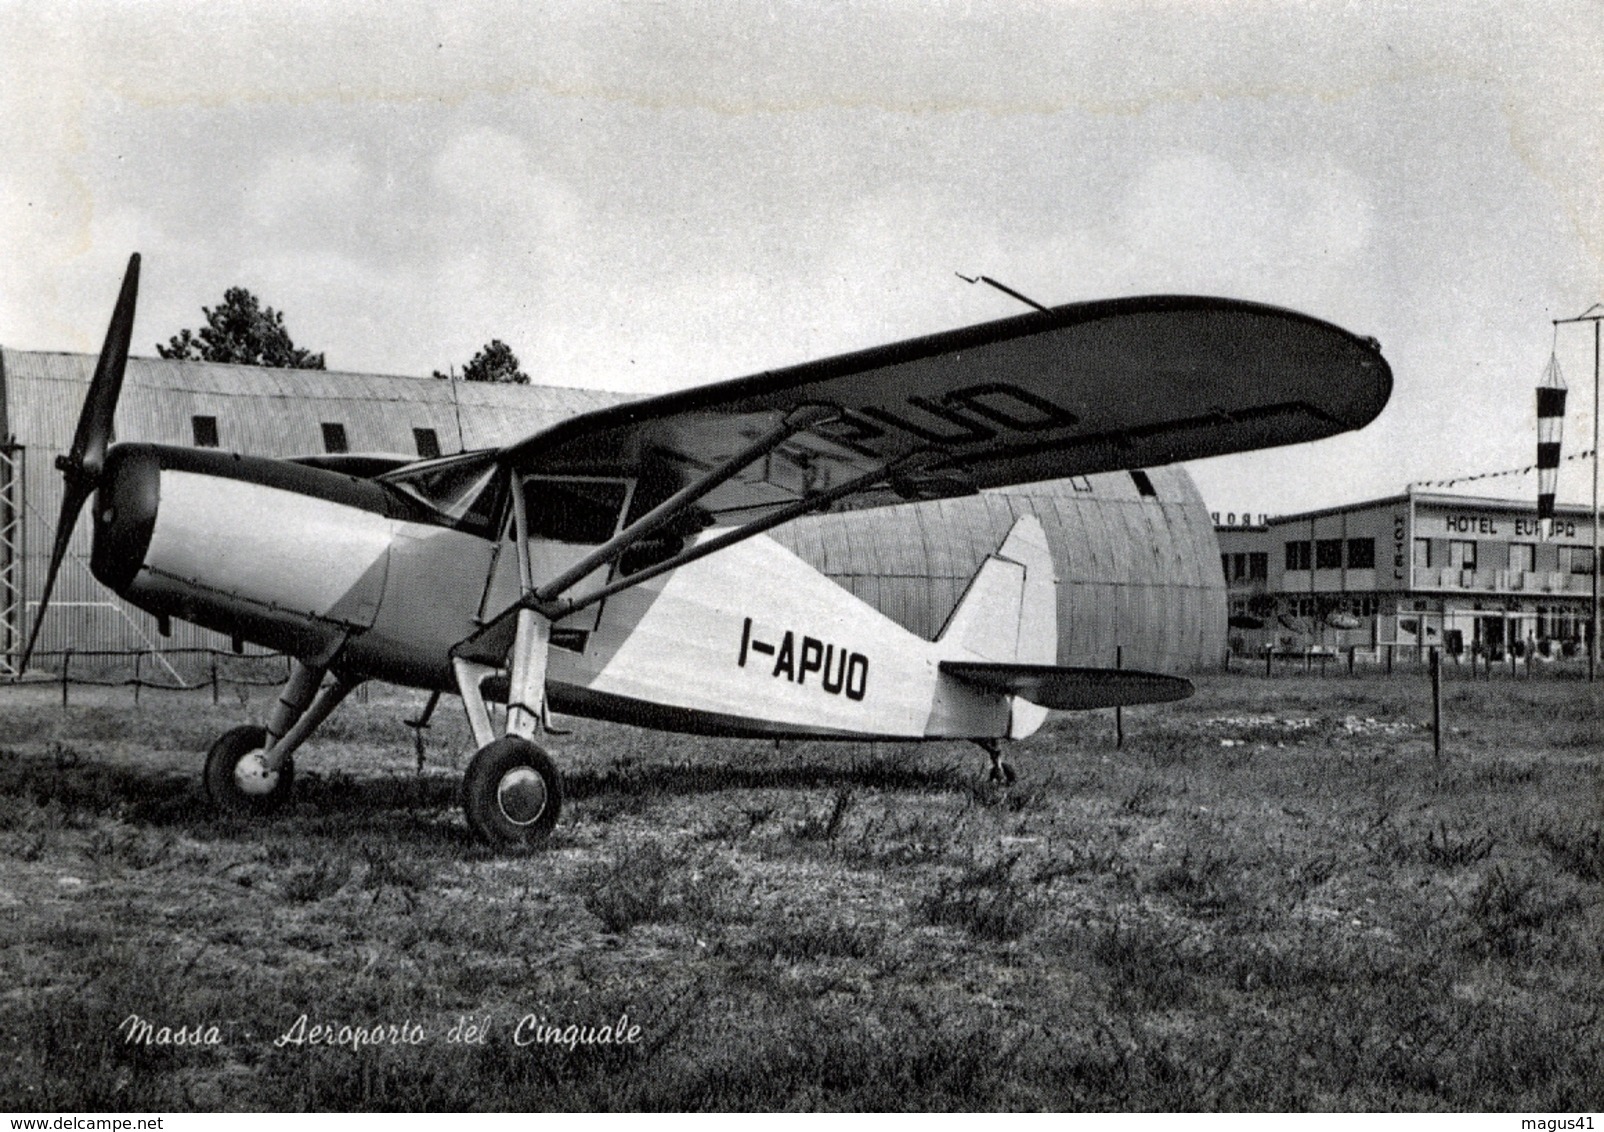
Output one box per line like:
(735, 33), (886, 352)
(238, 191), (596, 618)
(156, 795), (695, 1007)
(378, 451), (505, 537)
(523, 477), (633, 544)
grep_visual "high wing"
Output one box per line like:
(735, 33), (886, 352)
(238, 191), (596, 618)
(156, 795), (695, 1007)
(501, 295), (1391, 520)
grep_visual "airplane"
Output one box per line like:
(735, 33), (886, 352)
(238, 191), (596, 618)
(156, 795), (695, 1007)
(21, 254), (1391, 847)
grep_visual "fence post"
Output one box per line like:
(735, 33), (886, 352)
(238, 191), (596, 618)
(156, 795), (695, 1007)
(1386, 643), (1394, 675)
(211, 653), (220, 704)
(1114, 645), (1124, 749)
(133, 651), (142, 705)
(61, 649), (71, 709)
(1431, 646), (1443, 761)
(1348, 646), (1356, 675)
(1266, 647), (1273, 677)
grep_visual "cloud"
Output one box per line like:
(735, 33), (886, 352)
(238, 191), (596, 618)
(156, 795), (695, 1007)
(243, 149), (369, 229)
(1119, 150), (1372, 287)
(431, 125), (583, 241)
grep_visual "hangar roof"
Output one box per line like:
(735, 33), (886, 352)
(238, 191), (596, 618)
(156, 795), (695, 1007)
(0, 347), (635, 458)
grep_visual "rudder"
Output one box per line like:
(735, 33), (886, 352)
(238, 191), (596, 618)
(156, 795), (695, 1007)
(935, 514), (1058, 737)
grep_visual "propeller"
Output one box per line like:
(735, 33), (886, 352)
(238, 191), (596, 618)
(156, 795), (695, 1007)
(19, 253), (140, 673)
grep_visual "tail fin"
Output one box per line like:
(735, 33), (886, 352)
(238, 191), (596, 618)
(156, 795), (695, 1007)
(936, 514), (1058, 737)
(937, 514), (1057, 662)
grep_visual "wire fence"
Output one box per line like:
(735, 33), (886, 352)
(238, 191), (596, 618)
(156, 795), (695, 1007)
(6, 648), (297, 706)
(1225, 641), (1601, 681)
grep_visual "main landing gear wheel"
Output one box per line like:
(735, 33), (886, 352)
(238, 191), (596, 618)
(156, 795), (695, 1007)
(204, 725), (295, 815)
(462, 737), (563, 848)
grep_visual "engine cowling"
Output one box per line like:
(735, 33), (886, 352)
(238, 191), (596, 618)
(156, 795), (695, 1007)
(90, 444), (404, 658)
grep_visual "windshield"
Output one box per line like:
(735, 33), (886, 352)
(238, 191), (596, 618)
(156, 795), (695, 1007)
(378, 450), (505, 537)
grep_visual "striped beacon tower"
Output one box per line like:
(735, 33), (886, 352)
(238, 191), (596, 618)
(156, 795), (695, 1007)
(1537, 352), (1567, 521)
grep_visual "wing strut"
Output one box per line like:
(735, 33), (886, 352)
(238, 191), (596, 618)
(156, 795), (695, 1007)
(531, 403), (838, 603)
(534, 453), (913, 620)
(452, 447), (925, 667)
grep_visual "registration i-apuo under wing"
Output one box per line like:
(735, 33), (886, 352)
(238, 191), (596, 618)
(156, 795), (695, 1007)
(499, 293), (1392, 523)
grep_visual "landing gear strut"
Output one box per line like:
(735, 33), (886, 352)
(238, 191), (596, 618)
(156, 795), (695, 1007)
(203, 658), (357, 817)
(453, 608), (564, 847)
(977, 738), (1017, 786)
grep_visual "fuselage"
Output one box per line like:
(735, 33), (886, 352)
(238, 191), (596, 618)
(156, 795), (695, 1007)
(89, 442), (1032, 740)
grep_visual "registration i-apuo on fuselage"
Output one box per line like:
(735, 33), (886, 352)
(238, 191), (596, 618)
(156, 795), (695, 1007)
(26, 254), (1391, 847)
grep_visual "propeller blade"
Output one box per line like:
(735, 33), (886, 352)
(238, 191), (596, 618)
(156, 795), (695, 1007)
(17, 253), (140, 674)
(69, 253), (140, 481)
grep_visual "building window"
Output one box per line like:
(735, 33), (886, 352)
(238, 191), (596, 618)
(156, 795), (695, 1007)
(1315, 539), (1343, 569)
(1221, 554), (1231, 582)
(1414, 538), (1431, 568)
(1561, 546), (1596, 575)
(1285, 540), (1311, 571)
(1249, 552), (1267, 580)
(320, 422), (348, 454)
(1508, 542), (1536, 573)
(1346, 538), (1375, 569)
(191, 415), (219, 448)
(1449, 540), (1477, 570)
(1129, 469), (1156, 497)
(1335, 594), (1380, 618)
(1231, 553), (1246, 580)
(413, 427), (441, 459)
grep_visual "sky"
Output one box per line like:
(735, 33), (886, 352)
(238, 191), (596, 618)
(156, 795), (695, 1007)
(2, 0), (1601, 518)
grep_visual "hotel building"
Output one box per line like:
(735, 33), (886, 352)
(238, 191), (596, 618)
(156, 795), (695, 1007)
(1214, 489), (1599, 659)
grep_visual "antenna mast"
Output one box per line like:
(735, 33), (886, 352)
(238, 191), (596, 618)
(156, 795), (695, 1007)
(447, 364), (467, 454)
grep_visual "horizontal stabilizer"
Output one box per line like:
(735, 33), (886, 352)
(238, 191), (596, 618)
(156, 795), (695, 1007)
(939, 661), (1193, 711)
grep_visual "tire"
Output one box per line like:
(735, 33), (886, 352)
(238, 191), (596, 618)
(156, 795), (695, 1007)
(462, 737), (563, 848)
(204, 725), (295, 816)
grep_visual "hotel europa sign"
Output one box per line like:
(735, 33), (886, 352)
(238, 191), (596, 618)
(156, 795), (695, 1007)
(1417, 510), (1590, 542)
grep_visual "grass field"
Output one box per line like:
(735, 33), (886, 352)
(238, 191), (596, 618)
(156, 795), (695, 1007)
(1, 670), (1600, 1111)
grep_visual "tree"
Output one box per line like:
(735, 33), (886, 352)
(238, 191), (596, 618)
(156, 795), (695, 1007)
(157, 287), (326, 369)
(434, 339), (529, 384)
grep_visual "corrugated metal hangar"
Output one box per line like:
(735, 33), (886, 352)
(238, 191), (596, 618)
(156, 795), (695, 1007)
(0, 346), (1226, 679)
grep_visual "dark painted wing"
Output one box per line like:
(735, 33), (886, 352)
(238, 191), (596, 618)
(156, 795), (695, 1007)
(939, 662), (1194, 711)
(503, 296), (1391, 520)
